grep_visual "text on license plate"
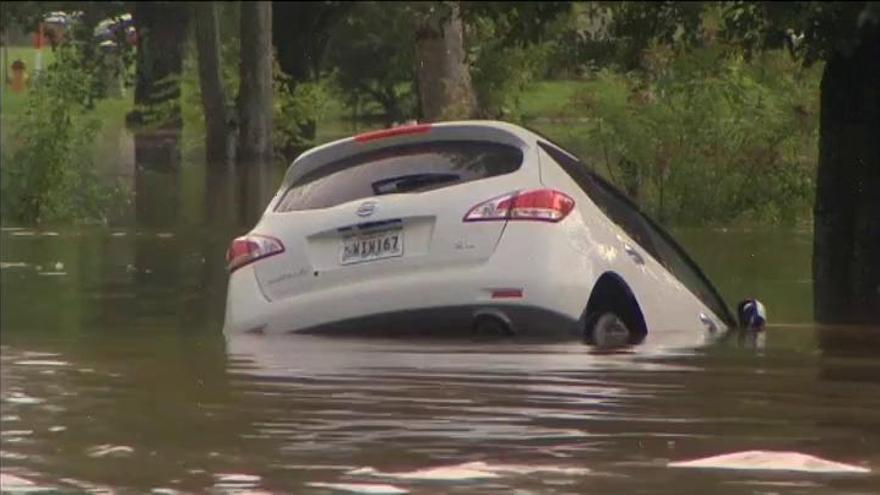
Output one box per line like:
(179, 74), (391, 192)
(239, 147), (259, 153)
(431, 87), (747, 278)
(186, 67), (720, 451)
(340, 229), (404, 265)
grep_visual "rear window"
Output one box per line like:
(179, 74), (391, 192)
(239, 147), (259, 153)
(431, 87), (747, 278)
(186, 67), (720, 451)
(274, 140), (523, 212)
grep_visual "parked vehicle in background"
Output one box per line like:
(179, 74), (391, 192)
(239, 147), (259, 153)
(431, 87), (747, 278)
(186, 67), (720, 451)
(224, 121), (739, 348)
(93, 13), (136, 46)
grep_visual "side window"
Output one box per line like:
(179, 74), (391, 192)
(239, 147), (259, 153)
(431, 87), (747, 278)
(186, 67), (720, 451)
(538, 141), (733, 325)
(538, 143), (660, 260)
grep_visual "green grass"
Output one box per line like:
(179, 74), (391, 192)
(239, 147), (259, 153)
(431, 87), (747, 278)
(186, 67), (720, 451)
(518, 80), (585, 120)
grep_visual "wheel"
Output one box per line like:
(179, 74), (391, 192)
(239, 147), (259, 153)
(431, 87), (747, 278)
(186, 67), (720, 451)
(584, 311), (632, 348)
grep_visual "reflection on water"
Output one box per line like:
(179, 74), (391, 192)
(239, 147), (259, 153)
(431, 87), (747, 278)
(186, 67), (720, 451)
(2, 224), (879, 494)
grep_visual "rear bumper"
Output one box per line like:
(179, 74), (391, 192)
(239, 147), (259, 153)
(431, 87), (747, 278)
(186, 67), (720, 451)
(223, 224), (593, 336)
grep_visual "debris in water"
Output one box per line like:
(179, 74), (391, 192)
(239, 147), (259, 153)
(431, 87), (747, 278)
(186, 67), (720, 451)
(307, 482), (409, 494)
(54, 262), (64, 270)
(668, 450), (870, 474)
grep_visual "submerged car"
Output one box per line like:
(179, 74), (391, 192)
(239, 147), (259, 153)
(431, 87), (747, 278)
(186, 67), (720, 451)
(224, 121), (739, 346)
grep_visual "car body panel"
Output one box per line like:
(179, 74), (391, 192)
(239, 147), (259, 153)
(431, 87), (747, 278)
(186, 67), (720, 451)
(224, 121), (732, 347)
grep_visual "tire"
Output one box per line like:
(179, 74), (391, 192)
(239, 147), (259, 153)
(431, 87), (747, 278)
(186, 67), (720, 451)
(584, 311), (633, 348)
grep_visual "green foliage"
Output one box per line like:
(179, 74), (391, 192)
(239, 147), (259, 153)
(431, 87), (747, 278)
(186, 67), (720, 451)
(325, 1), (418, 123)
(1, 47), (127, 224)
(273, 63), (331, 157)
(589, 1), (879, 68)
(566, 46), (819, 226)
(467, 12), (552, 119)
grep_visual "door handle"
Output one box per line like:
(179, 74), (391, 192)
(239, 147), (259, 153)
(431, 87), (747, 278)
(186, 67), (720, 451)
(623, 243), (645, 265)
(700, 313), (718, 333)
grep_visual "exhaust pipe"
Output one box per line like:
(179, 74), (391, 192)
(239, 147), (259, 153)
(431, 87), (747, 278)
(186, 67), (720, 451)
(472, 309), (515, 336)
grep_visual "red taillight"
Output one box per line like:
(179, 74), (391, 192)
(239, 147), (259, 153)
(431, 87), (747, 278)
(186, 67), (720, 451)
(353, 124), (432, 143)
(463, 188), (575, 223)
(225, 234), (285, 273)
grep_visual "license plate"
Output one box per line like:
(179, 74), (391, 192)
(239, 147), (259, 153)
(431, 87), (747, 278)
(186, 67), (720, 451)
(340, 229), (404, 265)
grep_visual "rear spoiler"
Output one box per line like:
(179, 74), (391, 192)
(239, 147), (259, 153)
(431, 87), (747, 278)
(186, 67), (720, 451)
(280, 121), (533, 188)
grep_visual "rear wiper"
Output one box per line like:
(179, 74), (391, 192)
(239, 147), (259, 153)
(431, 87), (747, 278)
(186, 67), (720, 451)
(371, 173), (461, 195)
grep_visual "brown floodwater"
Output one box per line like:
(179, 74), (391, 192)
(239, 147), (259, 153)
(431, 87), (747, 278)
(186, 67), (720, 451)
(1, 222), (879, 494)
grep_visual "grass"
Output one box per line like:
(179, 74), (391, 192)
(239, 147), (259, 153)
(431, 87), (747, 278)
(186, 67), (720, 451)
(518, 80), (585, 120)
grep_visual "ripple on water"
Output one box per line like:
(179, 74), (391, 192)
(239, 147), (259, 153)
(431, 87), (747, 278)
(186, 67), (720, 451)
(14, 360), (69, 367)
(345, 461), (590, 487)
(4, 394), (45, 405)
(85, 445), (134, 458)
(0, 262), (29, 270)
(212, 473), (262, 491)
(668, 450), (871, 474)
(306, 482), (409, 494)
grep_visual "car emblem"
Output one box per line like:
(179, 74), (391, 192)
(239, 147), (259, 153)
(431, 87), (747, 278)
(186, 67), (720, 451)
(356, 201), (377, 217)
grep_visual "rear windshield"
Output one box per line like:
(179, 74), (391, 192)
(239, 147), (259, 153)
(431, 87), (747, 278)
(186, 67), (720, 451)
(274, 140), (523, 212)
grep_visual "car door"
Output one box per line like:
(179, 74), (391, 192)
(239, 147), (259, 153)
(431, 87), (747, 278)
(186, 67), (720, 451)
(537, 141), (734, 333)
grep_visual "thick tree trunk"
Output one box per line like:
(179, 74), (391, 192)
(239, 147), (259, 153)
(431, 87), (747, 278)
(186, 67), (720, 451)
(194, 1), (232, 166)
(415, 2), (476, 122)
(813, 28), (880, 324)
(129, 2), (189, 129)
(237, 1), (273, 164)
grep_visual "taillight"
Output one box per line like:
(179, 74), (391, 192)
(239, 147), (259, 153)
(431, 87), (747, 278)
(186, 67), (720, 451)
(463, 188), (575, 223)
(226, 234), (285, 273)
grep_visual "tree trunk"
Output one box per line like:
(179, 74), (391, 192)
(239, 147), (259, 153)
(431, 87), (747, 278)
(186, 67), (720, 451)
(129, 2), (189, 129)
(813, 27), (880, 324)
(194, 1), (232, 166)
(237, 1), (273, 164)
(415, 2), (476, 122)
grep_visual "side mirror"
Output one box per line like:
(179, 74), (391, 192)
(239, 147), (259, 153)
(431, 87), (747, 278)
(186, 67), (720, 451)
(737, 299), (767, 331)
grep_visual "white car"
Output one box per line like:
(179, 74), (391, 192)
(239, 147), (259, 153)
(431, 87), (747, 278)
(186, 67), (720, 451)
(224, 121), (738, 347)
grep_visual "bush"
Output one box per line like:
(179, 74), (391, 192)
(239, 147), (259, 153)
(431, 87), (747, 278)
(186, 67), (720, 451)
(1, 47), (128, 224)
(273, 61), (331, 158)
(468, 15), (550, 120)
(568, 47), (819, 226)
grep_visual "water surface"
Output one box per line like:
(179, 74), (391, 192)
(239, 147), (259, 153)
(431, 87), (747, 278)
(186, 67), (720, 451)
(2, 226), (878, 494)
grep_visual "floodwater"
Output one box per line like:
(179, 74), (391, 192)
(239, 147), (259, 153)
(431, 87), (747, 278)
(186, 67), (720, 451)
(2, 170), (880, 493)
